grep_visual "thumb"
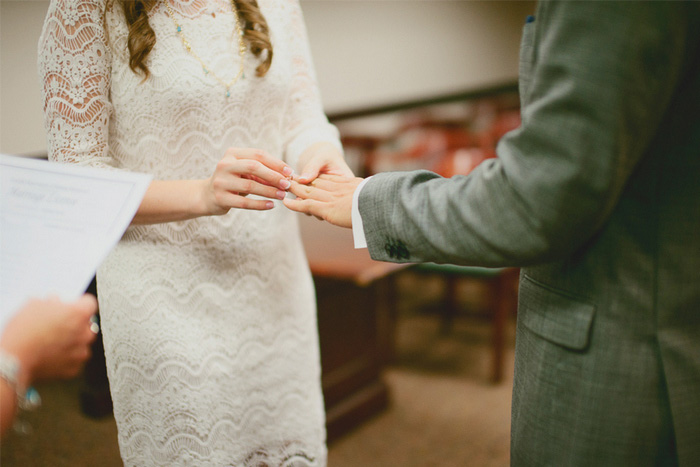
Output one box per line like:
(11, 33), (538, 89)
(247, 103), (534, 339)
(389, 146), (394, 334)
(297, 159), (324, 184)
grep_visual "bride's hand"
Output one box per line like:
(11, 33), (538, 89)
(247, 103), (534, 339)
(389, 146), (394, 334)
(203, 147), (293, 214)
(295, 142), (354, 184)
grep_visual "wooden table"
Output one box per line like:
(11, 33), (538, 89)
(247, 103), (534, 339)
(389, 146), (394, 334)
(300, 216), (407, 442)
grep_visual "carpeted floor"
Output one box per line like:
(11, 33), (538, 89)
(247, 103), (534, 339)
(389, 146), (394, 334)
(328, 298), (515, 467)
(1, 273), (515, 466)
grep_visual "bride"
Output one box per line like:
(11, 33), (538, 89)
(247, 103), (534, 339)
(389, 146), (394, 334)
(38, 0), (351, 464)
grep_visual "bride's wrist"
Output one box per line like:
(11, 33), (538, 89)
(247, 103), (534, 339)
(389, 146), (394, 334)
(195, 178), (217, 217)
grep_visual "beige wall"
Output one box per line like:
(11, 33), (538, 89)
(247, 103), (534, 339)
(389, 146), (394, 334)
(303, 0), (534, 113)
(0, 0), (535, 156)
(1, 0), (53, 156)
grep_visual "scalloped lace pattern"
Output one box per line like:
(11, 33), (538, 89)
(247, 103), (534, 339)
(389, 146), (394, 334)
(38, 0), (337, 465)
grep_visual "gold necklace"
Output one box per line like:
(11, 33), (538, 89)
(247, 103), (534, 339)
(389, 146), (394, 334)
(165, 0), (246, 97)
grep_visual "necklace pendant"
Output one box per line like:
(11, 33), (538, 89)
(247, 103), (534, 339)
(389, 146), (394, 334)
(226, 90), (231, 98)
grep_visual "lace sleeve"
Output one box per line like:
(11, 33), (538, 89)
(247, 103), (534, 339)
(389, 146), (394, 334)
(38, 0), (115, 168)
(282, 0), (343, 171)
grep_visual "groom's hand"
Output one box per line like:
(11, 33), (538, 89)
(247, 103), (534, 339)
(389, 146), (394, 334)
(283, 174), (362, 228)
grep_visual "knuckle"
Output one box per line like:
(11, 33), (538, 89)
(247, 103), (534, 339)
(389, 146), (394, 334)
(212, 178), (224, 190)
(66, 364), (81, 378)
(244, 160), (259, 172)
(216, 159), (229, 171)
(214, 192), (228, 207)
(241, 179), (254, 193)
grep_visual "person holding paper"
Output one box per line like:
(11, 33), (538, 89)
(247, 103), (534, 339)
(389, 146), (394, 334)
(38, 0), (350, 465)
(284, 1), (700, 465)
(1, 295), (98, 438)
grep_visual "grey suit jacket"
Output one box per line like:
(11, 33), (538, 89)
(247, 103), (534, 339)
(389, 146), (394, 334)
(359, 1), (700, 465)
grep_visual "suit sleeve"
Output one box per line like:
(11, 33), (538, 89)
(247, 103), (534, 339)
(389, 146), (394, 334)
(359, 0), (692, 267)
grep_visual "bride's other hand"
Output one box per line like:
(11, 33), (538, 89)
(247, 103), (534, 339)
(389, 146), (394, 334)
(295, 142), (353, 185)
(203, 147), (294, 214)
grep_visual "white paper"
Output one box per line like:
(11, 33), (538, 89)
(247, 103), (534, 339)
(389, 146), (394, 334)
(0, 154), (151, 330)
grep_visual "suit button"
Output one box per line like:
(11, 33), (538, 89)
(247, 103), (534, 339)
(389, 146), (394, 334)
(384, 238), (409, 259)
(396, 241), (410, 260)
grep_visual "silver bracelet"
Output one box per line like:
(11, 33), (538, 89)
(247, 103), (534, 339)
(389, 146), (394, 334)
(0, 350), (41, 411)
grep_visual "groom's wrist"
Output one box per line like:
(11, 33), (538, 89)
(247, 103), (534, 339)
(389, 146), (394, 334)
(352, 176), (373, 249)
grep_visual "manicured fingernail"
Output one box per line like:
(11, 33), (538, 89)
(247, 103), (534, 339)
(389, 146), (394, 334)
(276, 190), (286, 199)
(266, 201), (274, 209)
(300, 173), (311, 182)
(283, 166), (293, 177)
(279, 179), (291, 190)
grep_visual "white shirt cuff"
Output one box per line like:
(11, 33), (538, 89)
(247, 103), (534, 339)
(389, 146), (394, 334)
(352, 176), (372, 249)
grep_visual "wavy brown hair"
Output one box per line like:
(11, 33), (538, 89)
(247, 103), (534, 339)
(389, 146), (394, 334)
(110, 0), (273, 79)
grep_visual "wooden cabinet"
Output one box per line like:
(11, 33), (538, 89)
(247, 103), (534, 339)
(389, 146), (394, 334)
(300, 216), (406, 442)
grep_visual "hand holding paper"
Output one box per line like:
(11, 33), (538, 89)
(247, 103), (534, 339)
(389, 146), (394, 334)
(1, 295), (98, 382)
(0, 155), (151, 329)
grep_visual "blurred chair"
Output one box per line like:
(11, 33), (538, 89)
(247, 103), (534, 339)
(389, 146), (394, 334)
(414, 264), (519, 384)
(335, 91), (522, 385)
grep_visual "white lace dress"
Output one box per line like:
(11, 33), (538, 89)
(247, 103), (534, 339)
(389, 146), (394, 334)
(38, 1), (340, 465)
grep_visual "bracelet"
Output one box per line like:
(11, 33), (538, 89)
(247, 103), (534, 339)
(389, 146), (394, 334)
(0, 350), (41, 411)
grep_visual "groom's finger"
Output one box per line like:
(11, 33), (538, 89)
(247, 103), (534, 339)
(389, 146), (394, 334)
(283, 197), (322, 216)
(293, 176), (348, 194)
(288, 180), (330, 201)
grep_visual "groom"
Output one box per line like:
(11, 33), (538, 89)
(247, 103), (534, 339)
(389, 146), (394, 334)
(285, 1), (700, 465)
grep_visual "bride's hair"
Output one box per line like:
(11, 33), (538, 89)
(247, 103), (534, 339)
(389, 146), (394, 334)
(110, 0), (273, 79)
